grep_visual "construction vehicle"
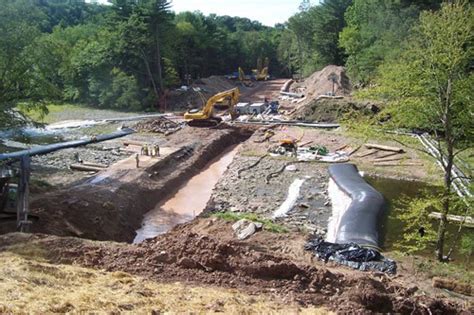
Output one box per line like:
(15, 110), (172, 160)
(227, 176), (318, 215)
(252, 57), (270, 81)
(238, 67), (253, 87)
(184, 88), (240, 127)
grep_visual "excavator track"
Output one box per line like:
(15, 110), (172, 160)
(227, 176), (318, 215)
(187, 117), (222, 128)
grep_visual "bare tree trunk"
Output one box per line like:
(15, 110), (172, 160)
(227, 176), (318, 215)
(435, 79), (454, 262)
(155, 24), (164, 93)
(140, 49), (159, 99)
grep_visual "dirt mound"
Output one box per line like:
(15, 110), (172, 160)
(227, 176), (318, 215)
(6, 229), (465, 314)
(292, 65), (351, 99)
(167, 76), (236, 110)
(199, 75), (236, 91)
(133, 117), (181, 134)
(293, 98), (380, 122)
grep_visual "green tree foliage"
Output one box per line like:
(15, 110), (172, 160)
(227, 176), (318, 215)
(0, 0), (286, 114)
(369, 1), (473, 261)
(340, 0), (432, 85)
(0, 0), (60, 126)
(280, 0), (351, 76)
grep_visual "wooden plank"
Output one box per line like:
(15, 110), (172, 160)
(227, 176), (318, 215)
(334, 144), (348, 151)
(299, 140), (313, 147)
(373, 162), (423, 166)
(82, 161), (108, 168)
(376, 151), (401, 159)
(123, 140), (147, 147)
(373, 156), (411, 163)
(348, 144), (362, 156)
(429, 212), (474, 227)
(432, 277), (472, 296)
(365, 143), (405, 153)
(70, 164), (104, 172)
(355, 149), (379, 158)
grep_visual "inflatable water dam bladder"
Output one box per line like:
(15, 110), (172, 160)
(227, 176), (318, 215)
(305, 163), (396, 274)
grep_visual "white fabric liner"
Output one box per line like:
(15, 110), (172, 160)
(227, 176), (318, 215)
(272, 178), (306, 218)
(326, 178), (352, 243)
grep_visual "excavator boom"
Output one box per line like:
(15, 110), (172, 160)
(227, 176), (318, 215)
(184, 88), (240, 127)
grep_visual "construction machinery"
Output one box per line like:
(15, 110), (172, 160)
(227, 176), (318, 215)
(184, 88), (240, 127)
(252, 57), (270, 81)
(238, 67), (253, 87)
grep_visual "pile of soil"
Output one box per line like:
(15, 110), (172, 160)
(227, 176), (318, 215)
(293, 98), (380, 123)
(291, 65), (352, 99)
(1, 229), (466, 314)
(166, 76), (237, 111)
(133, 117), (182, 135)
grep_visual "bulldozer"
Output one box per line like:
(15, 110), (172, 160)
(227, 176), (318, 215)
(184, 88), (240, 127)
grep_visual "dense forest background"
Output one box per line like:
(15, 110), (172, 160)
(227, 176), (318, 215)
(0, 0), (458, 114)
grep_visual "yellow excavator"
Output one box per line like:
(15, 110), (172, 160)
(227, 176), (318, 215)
(238, 67), (253, 87)
(184, 88), (240, 127)
(252, 57), (270, 81)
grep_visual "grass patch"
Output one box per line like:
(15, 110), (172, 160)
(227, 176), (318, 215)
(213, 211), (289, 233)
(17, 103), (87, 124)
(17, 103), (143, 124)
(389, 250), (474, 284)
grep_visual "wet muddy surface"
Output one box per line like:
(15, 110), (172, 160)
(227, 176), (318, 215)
(134, 145), (240, 243)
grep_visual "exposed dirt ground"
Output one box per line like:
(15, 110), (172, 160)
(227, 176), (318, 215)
(0, 126), (254, 241)
(0, 227), (470, 314)
(0, 77), (470, 314)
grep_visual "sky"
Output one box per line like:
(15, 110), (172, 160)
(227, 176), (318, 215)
(89, 0), (308, 26)
(169, 0), (301, 26)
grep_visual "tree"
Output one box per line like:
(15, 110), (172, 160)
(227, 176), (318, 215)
(373, 1), (473, 261)
(0, 0), (59, 126)
(285, 0), (351, 76)
(340, 0), (424, 85)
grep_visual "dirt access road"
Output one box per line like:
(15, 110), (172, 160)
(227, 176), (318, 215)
(240, 79), (287, 103)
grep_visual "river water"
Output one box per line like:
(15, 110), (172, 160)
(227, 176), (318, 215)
(133, 144), (240, 243)
(367, 176), (472, 266)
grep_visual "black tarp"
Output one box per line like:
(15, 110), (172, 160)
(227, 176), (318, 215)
(305, 237), (397, 274)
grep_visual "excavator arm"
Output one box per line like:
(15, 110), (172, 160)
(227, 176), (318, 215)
(184, 88), (240, 126)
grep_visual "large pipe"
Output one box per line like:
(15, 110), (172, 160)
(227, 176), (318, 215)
(280, 79), (294, 93)
(328, 163), (386, 249)
(233, 120), (339, 129)
(280, 91), (304, 98)
(0, 128), (135, 161)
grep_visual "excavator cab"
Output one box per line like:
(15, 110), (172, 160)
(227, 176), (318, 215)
(184, 88), (240, 127)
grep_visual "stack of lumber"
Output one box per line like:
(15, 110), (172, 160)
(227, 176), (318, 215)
(353, 143), (422, 166)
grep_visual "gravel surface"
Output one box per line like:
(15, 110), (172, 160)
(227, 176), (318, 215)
(208, 154), (332, 236)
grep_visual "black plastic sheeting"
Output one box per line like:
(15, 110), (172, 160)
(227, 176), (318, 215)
(305, 237), (397, 274)
(328, 163), (386, 249)
(305, 163), (396, 274)
(0, 128), (135, 161)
